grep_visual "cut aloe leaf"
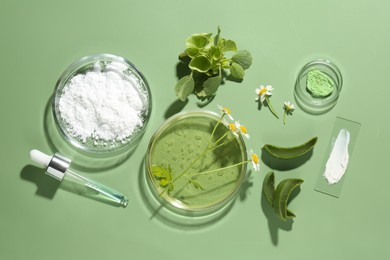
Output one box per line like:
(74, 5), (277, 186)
(263, 136), (318, 159)
(263, 172), (300, 220)
(263, 171), (275, 206)
(273, 178), (304, 221)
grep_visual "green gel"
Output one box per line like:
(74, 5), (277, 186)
(306, 69), (334, 97)
(148, 113), (246, 209)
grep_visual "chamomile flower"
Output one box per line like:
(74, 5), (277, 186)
(218, 104), (234, 120)
(283, 101), (295, 113)
(255, 84), (279, 119)
(255, 85), (273, 103)
(248, 149), (260, 171)
(227, 122), (239, 137)
(283, 101), (295, 125)
(235, 121), (250, 139)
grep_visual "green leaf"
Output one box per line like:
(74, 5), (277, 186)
(152, 164), (175, 193)
(262, 171), (275, 207)
(152, 164), (173, 186)
(159, 179), (170, 187)
(185, 47), (199, 58)
(189, 55), (212, 73)
(175, 75), (195, 101)
(221, 58), (231, 69)
(209, 46), (221, 61)
(232, 50), (252, 69)
(230, 62), (245, 79)
(210, 61), (221, 75)
(274, 178), (304, 221)
(214, 26), (221, 46)
(151, 165), (165, 178)
(201, 74), (222, 96)
(222, 39), (237, 52)
(263, 137), (318, 159)
(186, 33), (212, 49)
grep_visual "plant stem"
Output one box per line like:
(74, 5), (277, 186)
(159, 147), (208, 196)
(208, 114), (224, 144)
(212, 131), (228, 146)
(283, 111), (287, 125)
(265, 96), (279, 119)
(159, 117), (227, 196)
(190, 160), (251, 177)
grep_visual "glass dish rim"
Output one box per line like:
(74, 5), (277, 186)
(294, 58), (343, 114)
(145, 109), (248, 215)
(52, 53), (152, 156)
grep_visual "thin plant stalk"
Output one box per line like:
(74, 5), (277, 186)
(159, 115), (227, 196)
(190, 160), (251, 177)
(265, 96), (279, 119)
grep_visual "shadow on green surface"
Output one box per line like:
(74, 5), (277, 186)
(21, 164), (127, 207)
(256, 98), (268, 112)
(260, 186), (301, 245)
(196, 95), (215, 108)
(20, 165), (60, 199)
(239, 170), (254, 201)
(138, 156), (254, 231)
(164, 99), (188, 119)
(261, 148), (313, 171)
(176, 57), (192, 80)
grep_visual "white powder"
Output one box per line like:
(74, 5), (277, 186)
(323, 128), (350, 184)
(58, 62), (148, 145)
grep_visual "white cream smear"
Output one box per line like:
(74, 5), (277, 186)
(323, 128), (350, 184)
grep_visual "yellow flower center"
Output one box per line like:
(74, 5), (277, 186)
(239, 125), (247, 134)
(251, 153), (259, 164)
(259, 88), (267, 95)
(228, 123), (237, 132)
(224, 107), (231, 115)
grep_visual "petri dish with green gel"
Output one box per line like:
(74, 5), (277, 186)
(145, 110), (247, 216)
(294, 59), (342, 114)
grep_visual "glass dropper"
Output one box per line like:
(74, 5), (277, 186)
(29, 149), (129, 208)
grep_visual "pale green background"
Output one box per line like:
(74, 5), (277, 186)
(1, 0), (389, 259)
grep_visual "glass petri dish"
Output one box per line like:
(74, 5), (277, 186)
(294, 59), (343, 114)
(145, 110), (248, 216)
(52, 54), (152, 156)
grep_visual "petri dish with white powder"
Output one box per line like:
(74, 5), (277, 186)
(53, 54), (152, 156)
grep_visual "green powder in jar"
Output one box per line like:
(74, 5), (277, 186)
(306, 69), (334, 98)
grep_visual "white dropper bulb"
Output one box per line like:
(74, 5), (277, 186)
(30, 149), (52, 168)
(29, 149), (71, 181)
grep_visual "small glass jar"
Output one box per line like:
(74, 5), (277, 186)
(52, 54), (152, 156)
(145, 110), (248, 216)
(294, 59), (343, 114)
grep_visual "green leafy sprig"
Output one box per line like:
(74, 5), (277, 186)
(175, 27), (252, 101)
